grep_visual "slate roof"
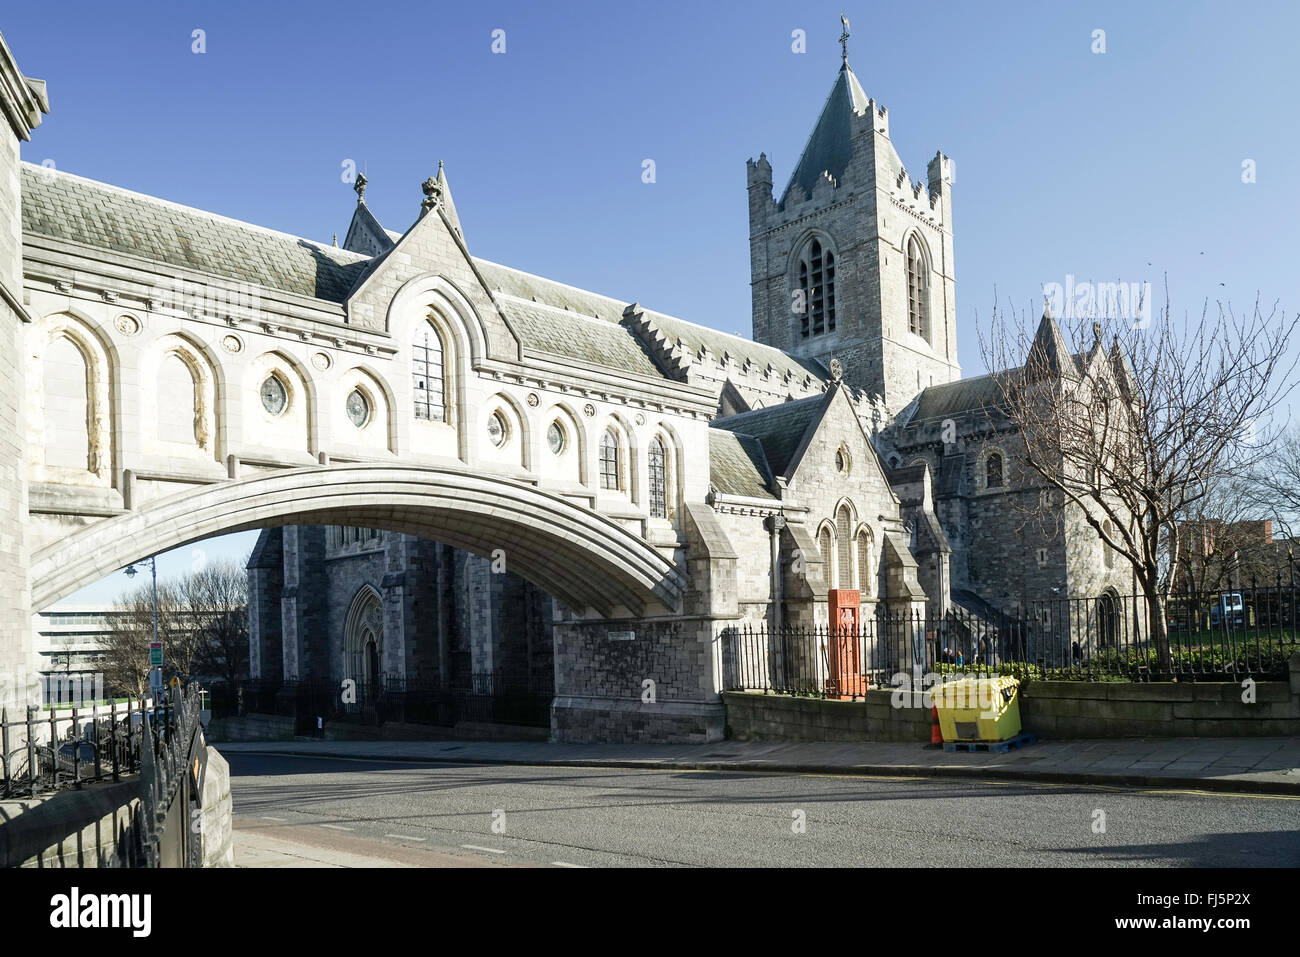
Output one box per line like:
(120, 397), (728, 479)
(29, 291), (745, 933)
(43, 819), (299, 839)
(909, 373), (1008, 421)
(20, 163), (371, 302)
(636, 307), (828, 385)
(475, 259), (826, 384)
(18, 163), (824, 387)
(712, 392), (827, 476)
(492, 296), (666, 378)
(782, 60), (871, 206)
(708, 429), (777, 499)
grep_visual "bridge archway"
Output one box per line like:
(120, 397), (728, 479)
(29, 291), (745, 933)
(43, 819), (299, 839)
(30, 463), (686, 618)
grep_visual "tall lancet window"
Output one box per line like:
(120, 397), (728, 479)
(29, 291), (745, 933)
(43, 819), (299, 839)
(797, 236), (836, 338)
(648, 437), (667, 519)
(907, 234), (929, 341)
(412, 322), (446, 422)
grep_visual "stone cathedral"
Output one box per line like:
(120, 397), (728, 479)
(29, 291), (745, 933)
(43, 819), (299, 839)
(245, 42), (1133, 725)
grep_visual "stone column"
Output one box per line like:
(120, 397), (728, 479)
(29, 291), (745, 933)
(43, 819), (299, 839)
(0, 37), (47, 715)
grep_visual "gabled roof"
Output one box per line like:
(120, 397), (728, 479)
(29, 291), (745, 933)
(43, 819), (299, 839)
(712, 391), (828, 476)
(342, 200), (395, 256)
(1024, 308), (1077, 380)
(909, 372), (1009, 421)
(21, 164), (371, 302)
(708, 429), (777, 500)
(781, 59), (871, 206)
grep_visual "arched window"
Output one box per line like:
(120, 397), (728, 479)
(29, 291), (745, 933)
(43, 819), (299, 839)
(600, 429), (621, 491)
(986, 452), (1003, 489)
(856, 528), (874, 596)
(157, 353), (198, 445)
(648, 437), (667, 518)
(796, 236), (836, 338)
(43, 335), (92, 471)
(412, 322), (446, 422)
(906, 234), (929, 340)
(818, 526), (834, 575)
(836, 505), (853, 589)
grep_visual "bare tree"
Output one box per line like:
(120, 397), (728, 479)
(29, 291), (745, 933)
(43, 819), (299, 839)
(180, 558), (249, 687)
(102, 580), (193, 696)
(102, 558), (249, 695)
(1248, 423), (1300, 541)
(981, 292), (1298, 673)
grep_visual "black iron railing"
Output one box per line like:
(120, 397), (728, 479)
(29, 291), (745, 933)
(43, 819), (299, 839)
(2, 682), (208, 867)
(211, 671), (554, 731)
(723, 585), (1300, 698)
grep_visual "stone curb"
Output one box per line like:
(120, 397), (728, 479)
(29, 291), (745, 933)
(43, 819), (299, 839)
(224, 748), (1300, 797)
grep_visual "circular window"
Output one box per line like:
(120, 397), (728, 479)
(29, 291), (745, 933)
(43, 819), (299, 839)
(346, 389), (370, 428)
(487, 411), (508, 448)
(260, 375), (287, 415)
(547, 421), (566, 455)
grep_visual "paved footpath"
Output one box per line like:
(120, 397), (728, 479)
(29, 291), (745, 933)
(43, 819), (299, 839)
(216, 735), (1300, 795)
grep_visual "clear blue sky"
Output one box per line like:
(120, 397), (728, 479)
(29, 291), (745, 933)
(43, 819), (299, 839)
(10, 0), (1298, 605)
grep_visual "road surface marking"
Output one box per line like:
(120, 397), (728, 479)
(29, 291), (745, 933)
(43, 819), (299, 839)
(262, 816), (288, 822)
(552, 861), (585, 868)
(386, 834), (427, 841)
(461, 843), (505, 854)
(320, 823), (355, 831)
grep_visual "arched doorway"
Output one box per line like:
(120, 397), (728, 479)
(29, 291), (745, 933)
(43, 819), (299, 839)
(343, 585), (384, 709)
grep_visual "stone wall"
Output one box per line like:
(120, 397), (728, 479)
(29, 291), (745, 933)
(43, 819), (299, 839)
(1021, 675), (1300, 738)
(551, 616), (725, 742)
(204, 713), (295, 742)
(0, 778), (144, 867)
(723, 656), (1300, 742)
(723, 690), (932, 742)
(1, 744), (233, 867)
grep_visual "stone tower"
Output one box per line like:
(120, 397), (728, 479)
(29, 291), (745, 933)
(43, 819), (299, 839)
(0, 32), (47, 708)
(747, 44), (960, 413)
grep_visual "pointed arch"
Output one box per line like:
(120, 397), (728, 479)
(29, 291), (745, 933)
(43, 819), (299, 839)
(789, 230), (838, 339)
(816, 519), (837, 588)
(244, 350), (316, 462)
(482, 391), (529, 469)
(342, 583), (385, 694)
(835, 502), (854, 589)
(143, 331), (220, 463)
(904, 231), (931, 342)
(855, 524), (875, 596)
(28, 312), (115, 485)
(541, 402), (586, 485)
(649, 420), (686, 523)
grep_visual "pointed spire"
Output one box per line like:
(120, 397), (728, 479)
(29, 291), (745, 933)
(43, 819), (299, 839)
(780, 26), (872, 207)
(1025, 305), (1075, 380)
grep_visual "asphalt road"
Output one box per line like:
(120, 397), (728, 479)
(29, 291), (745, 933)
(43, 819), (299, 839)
(226, 753), (1300, 867)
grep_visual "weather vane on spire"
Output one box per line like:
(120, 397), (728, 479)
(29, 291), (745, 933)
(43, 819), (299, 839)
(840, 14), (850, 63)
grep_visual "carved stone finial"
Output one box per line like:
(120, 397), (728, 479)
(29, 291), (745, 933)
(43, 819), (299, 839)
(829, 358), (844, 383)
(421, 173), (443, 212)
(354, 173), (367, 201)
(1092, 321), (1103, 344)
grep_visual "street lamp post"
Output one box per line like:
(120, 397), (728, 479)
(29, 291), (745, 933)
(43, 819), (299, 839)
(125, 555), (160, 700)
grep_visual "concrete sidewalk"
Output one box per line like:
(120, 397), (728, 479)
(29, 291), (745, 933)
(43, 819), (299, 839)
(216, 735), (1300, 795)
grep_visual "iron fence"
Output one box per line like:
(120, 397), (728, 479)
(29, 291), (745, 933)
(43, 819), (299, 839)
(1, 697), (145, 798)
(724, 584), (1300, 699)
(2, 682), (207, 867)
(212, 671), (554, 731)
